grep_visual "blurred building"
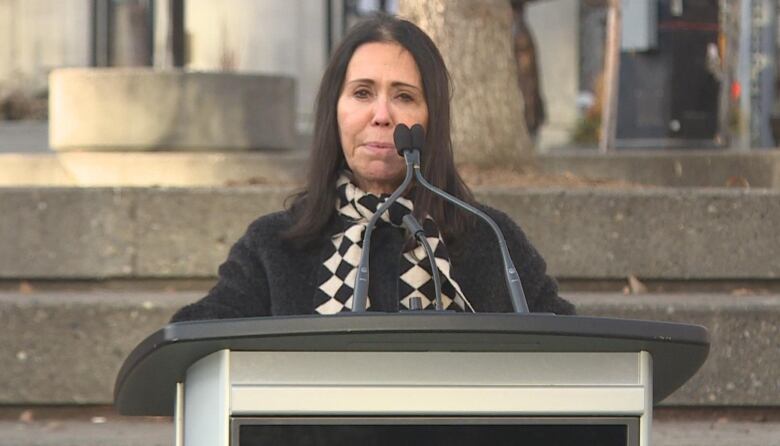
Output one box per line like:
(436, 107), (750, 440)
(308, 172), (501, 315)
(1, 0), (777, 149)
(616, 0), (722, 148)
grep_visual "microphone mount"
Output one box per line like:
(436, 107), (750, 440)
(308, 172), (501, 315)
(401, 213), (444, 311)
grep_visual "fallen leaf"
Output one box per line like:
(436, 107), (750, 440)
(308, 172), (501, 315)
(18, 410), (34, 423)
(627, 274), (647, 294)
(725, 176), (750, 188)
(19, 281), (34, 294)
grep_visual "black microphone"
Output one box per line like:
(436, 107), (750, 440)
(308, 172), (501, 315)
(401, 213), (443, 311)
(350, 125), (416, 312)
(411, 123), (425, 154)
(402, 124), (531, 314)
(394, 123), (413, 156)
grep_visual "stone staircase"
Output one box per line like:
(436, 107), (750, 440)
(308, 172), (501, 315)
(2, 152), (779, 444)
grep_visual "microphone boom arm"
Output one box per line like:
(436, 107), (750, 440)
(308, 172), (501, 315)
(409, 156), (530, 313)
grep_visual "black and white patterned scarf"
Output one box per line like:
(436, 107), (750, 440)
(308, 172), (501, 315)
(313, 174), (474, 314)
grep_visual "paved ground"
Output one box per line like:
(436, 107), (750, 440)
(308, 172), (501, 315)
(0, 122), (50, 153)
(653, 408), (780, 446)
(0, 407), (778, 446)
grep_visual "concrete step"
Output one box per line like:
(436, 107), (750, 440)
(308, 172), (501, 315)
(1, 290), (777, 407)
(2, 186), (779, 280)
(0, 407), (777, 446)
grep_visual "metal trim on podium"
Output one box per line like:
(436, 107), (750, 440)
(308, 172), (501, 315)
(115, 313), (709, 446)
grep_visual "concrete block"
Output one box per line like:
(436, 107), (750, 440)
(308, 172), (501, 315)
(0, 188), (136, 278)
(132, 187), (290, 277)
(0, 292), (198, 404)
(478, 188), (780, 279)
(49, 68), (296, 151)
(568, 293), (780, 406)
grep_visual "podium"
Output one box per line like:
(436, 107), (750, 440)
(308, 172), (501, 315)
(115, 313), (709, 446)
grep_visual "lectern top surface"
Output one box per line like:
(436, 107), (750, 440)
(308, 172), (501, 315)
(114, 313), (709, 415)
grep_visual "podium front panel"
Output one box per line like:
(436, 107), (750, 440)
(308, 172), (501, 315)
(180, 349), (653, 446)
(229, 351), (648, 415)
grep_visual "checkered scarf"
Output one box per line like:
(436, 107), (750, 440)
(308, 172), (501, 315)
(313, 174), (474, 314)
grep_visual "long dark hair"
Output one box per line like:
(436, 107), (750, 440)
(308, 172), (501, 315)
(283, 14), (475, 245)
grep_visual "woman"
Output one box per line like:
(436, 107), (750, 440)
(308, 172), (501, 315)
(171, 14), (574, 322)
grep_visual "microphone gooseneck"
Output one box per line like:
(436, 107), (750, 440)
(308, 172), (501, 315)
(405, 124), (531, 314)
(401, 213), (443, 311)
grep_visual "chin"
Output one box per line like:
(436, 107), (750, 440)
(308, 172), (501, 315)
(366, 164), (405, 180)
(356, 170), (405, 193)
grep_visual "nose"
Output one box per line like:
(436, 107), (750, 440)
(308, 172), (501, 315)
(371, 97), (392, 127)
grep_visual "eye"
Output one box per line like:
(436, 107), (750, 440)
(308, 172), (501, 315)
(353, 88), (371, 99)
(397, 92), (415, 102)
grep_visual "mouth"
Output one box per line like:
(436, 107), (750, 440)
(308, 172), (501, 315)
(362, 141), (395, 150)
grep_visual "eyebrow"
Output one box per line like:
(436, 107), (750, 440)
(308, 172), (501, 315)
(345, 78), (422, 91)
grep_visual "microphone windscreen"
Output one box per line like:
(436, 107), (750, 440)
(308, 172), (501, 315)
(393, 124), (412, 156)
(410, 124), (425, 150)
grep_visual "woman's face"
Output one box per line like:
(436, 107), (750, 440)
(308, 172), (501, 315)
(337, 42), (429, 195)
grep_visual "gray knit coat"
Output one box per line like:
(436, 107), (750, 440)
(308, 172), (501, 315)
(171, 206), (575, 322)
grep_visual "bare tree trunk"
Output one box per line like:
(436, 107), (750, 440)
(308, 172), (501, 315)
(399, 0), (533, 166)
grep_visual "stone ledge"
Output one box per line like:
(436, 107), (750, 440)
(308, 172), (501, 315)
(537, 150), (780, 188)
(1, 187), (777, 279)
(0, 152), (307, 187)
(2, 150), (778, 187)
(1, 291), (777, 406)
